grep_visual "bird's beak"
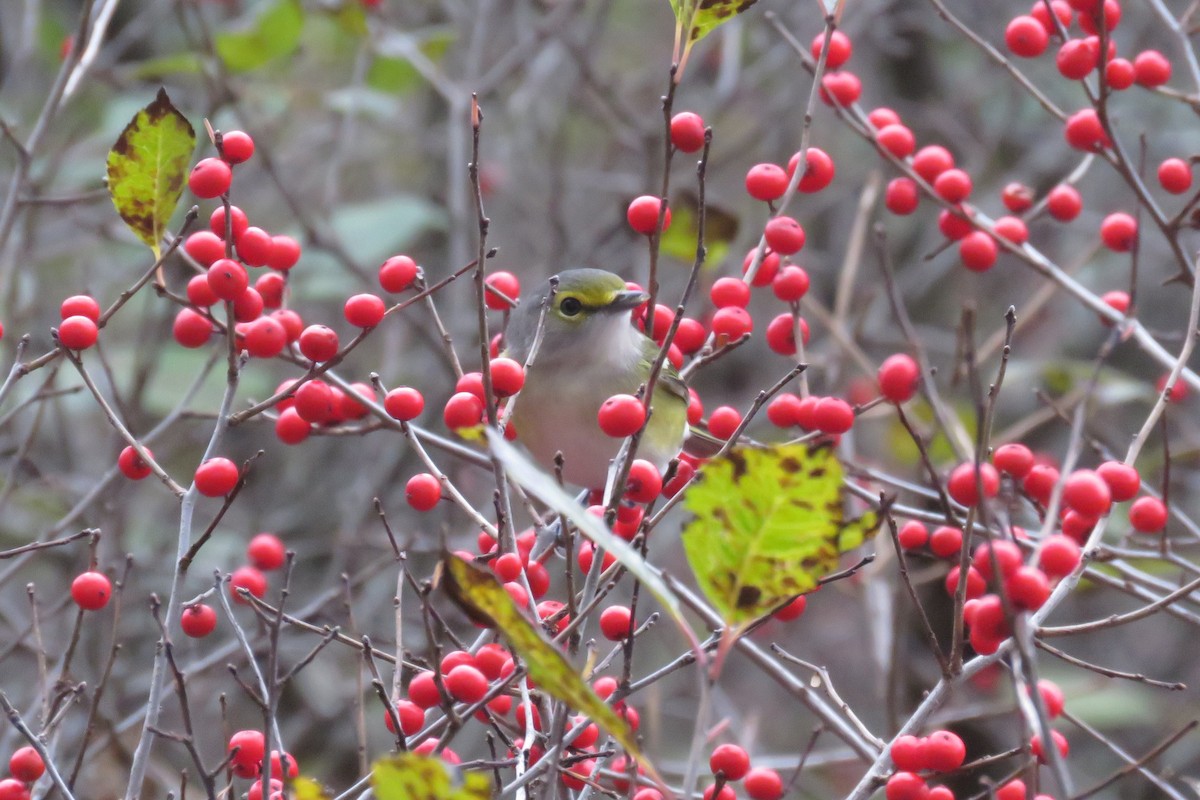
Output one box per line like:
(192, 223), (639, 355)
(608, 289), (649, 311)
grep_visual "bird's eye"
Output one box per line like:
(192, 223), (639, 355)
(559, 297), (583, 316)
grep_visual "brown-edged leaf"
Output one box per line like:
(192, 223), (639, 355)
(106, 88), (195, 258)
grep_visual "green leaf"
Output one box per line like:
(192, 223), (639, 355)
(681, 443), (877, 627)
(670, 0), (758, 47)
(215, 0), (304, 72)
(370, 29), (457, 94)
(440, 554), (654, 775)
(131, 52), (205, 80)
(291, 777), (332, 800)
(106, 88), (196, 259)
(372, 753), (492, 800)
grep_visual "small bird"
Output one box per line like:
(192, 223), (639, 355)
(503, 268), (691, 490)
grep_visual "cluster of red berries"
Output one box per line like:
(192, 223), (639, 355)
(884, 729), (966, 799)
(222, 532), (287, 612)
(0, 747), (45, 800)
(701, 743), (784, 800)
(225, 728), (298, 800)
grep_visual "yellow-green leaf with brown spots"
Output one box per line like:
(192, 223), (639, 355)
(372, 753), (492, 800)
(440, 554), (654, 776)
(106, 88), (195, 259)
(681, 442), (877, 627)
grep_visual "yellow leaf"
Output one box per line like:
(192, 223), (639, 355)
(371, 753), (492, 800)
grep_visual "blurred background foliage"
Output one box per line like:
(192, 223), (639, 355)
(0, 0), (1198, 797)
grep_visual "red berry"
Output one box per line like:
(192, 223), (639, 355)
(934, 168), (972, 203)
(1038, 534), (1082, 578)
(344, 293), (386, 327)
(173, 308), (213, 348)
(489, 357), (525, 397)
(912, 145), (955, 182)
(210, 205), (249, 239)
(1077, 0), (1121, 33)
(61, 294), (101, 321)
(1006, 15), (1049, 57)
(743, 768), (783, 800)
(294, 380), (336, 423)
(763, 216), (806, 255)
(1037, 679), (1066, 718)
(742, 247), (781, 286)
(1030, 730), (1069, 763)
(1062, 469), (1112, 516)
(384, 387), (424, 421)
(708, 743), (750, 780)
(220, 130), (255, 163)
(1158, 158), (1193, 194)
(1023, 465), (1060, 505)
(876, 354), (919, 403)
(1134, 49), (1172, 86)
(929, 526), (963, 557)
(890, 735), (927, 771)
(444, 392), (484, 429)
(790, 147), (836, 193)
(867, 107), (902, 128)
(117, 445), (153, 480)
(766, 393), (801, 427)
(1096, 460), (1139, 501)
(959, 229), (997, 271)
(187, 274), (220, 306)
(71, 571), (111, 610)
(811, 30), (852, 68)
(745, 163), (789, 202)
(241, 316), (286, 358)
(0, 779), (30, 800)
(819, 71), (862, 105)
(1129, 495), (1167, 532)
(708, 406), (741, 440)
(379, 255), (418, 292)
(406, 473), (441, 511)
(994, 443), (1034, 477)
(675, 317), (707, 353)
(771, 265), (810, 301)
(1106, 57), (1135, 89)
(236, 226), (273, 267)
(993, 215), (1028, 245)
(924, 730), (966, 772)
(772, 594), (807, 620)
(457, 372), (486, 401)
(274, 407), (311, 444)
(599, 605), (633, 640)
(711, 306), (753, 341)
(670, 111), (707, 153)
(598, 394), (646, 437)
(1056, 39), (1098, 79)
(1005, 565), (1051, 610)
(765, 313), (809, 355)
(627, 195), (671, 235)
(445, 664), (489, 704)
(946, 565), (986, 599)
(207, 258), (249, 301)
(228, 730), (266, 777)
(58, 315), (99, 349)
(813, 396), (854, 434)
(266, 235), (301, 271)
(255, 272), (285, 308)
(972, 539), (1023, 581)
(947, 462), (1000, 506)
(938, 207), (973, 241)
(885, 177), (919, 215)
(181, 603), (218, 637)
(897, 520), (929, 549)
(229, 566), (267, 604)
(195, 457), (239, 496)
(8, 748), (44, 784)
(884, 771), (927, 800)
(1064, 108), (1110, 151)
(876, 123), (916, 158)
(1046, 184), (1083, 221)
(247, 532), (286, 571)
(710, 276), (751, 308)
(1100, 212), (1137, 251)
(232, 287), (264, 322)
(1100, 290), (1130, 323)
(1157, 372), (1189, 402)
(189, 157), (232, 198)
(298, 325), (339, 362)
(624, 459), (662, 503)
(485, 271), (520, 310)
(408, 671), (442, 709)
(703, 786), (736, 800)
(1002, 182), (1034, 213)
(995, 780), (1026, 800)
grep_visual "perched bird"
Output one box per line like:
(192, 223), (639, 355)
(503, 268), (691, 489)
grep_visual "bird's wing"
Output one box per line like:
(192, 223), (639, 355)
(656, 362), (690, 404)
